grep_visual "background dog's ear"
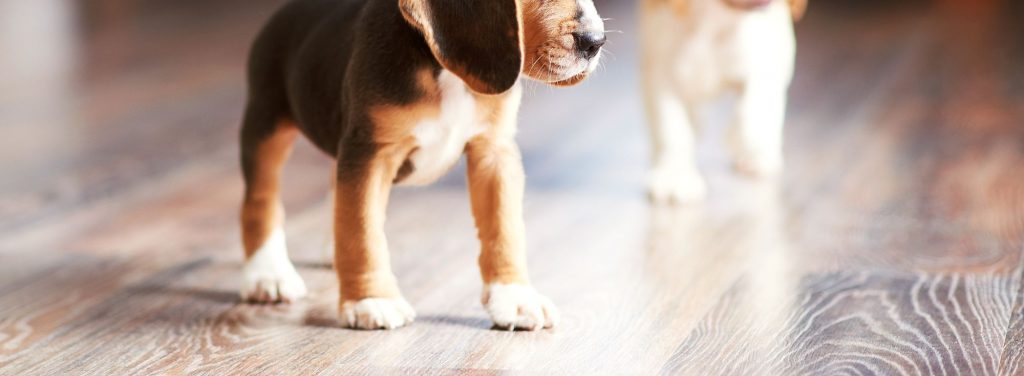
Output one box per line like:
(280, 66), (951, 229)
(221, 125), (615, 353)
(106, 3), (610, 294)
(788, 0), (807, 21)
(400, 0), (523, 95)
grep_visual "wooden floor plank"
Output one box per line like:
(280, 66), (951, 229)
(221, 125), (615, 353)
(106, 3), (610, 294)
(1, 0), (1022, 373)
(999, 273), (1024, 376)
(663, 272), (1019, 375)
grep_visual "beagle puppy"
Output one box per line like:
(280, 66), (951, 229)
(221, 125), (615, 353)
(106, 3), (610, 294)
(641, 0), (805, 203)
(238, 0), (605, 330)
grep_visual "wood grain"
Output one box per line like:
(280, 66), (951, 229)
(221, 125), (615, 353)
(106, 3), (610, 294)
(1, 0), (1023, 373)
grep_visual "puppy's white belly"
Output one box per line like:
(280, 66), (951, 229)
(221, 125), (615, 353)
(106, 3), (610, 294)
(400, 70), (485, 186)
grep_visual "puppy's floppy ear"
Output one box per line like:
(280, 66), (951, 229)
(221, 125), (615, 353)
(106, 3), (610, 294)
(788, 0), (807, 21)
(400, 0), (524, 95)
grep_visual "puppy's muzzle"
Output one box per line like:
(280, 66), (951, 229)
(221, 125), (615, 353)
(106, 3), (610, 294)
(573, 32), (607, 60)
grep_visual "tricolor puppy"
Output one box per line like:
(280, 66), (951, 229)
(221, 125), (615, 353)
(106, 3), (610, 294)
(238, 0), (605, 330)
(641, 0), (805, 204)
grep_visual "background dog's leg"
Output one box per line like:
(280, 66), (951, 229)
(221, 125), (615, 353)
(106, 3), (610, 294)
(642, 79), (706, 204)
(730, 83), (788, 177)
(239, 112), (308, 304)
(639, 2), (705, 205)
(334, 143), (415, 330)
(466, 136), (558, 331)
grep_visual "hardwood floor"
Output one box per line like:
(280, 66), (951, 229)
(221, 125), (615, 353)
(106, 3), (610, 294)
(2, 0), (1023, 374)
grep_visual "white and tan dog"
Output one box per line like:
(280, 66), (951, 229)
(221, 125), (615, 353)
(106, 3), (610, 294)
(641, 0), (806, 204)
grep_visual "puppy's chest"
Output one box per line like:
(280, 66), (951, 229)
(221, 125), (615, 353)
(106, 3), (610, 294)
(675, 23), (749, 98)
(399, 71), (487, 186)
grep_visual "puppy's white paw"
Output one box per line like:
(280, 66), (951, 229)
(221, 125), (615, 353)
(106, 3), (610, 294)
(339, 297), (416, 330)
(648, 168), (707, 205)
(241, 229), (308, 304)
(734, 152), (783, 178)
(482, 284), (559, 331)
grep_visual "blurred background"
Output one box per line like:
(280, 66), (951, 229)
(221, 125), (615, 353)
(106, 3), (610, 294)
(1, 0), (1023, 374)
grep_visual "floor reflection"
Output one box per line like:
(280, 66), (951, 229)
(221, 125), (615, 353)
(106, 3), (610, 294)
(645, 178), (798, 368)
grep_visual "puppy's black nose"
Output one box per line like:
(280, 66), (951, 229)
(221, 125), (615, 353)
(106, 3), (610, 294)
(574, 32), (606, 60)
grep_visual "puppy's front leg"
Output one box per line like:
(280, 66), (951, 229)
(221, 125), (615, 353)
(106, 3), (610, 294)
(642, 70), (707, 204)
(730, 82), (789, 177)
(466, 136), (558, 331)
(334, 142), (416, 330)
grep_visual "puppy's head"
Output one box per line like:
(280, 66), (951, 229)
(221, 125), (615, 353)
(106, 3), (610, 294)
(520, 0), (606, 87)
(722, 0), (807, 20)
(400, 0), (606, 95)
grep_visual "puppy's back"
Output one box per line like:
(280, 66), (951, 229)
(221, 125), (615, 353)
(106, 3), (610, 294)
(247, 1), (362, 111)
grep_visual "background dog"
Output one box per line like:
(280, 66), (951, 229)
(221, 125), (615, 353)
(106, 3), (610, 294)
(641, 0), (806, 204)
(239, 0), (605, 331)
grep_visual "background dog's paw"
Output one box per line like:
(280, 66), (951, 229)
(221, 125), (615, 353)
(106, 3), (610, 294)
(339, 297), (416, 330)
(647, 169), (707, 205)
(240, 261), (308, 304)
(482, 284), (559, 331)
(733, 153), (783, 178)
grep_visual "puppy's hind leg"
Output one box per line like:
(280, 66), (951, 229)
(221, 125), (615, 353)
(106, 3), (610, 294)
(239, 106), (308, 304)
(642, 75), (706, 204)
(320, 174), (336, 266)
